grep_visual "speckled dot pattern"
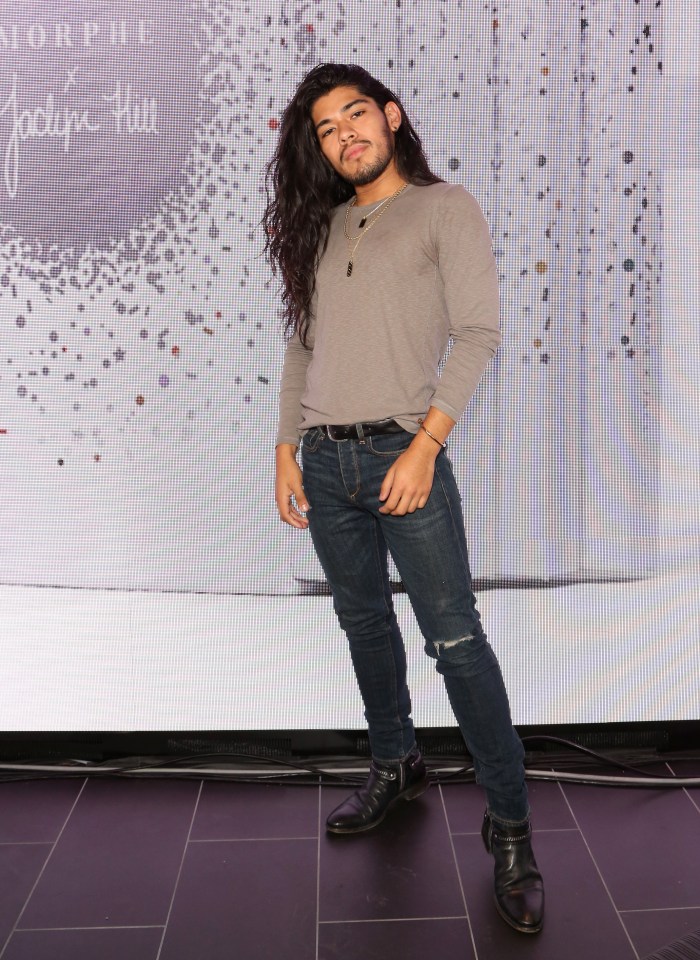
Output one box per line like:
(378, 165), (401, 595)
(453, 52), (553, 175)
(0, 0), (676, 619)
(0, 1), (662, 470)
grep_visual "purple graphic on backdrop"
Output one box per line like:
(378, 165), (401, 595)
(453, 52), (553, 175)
(0, 1), (204, 248)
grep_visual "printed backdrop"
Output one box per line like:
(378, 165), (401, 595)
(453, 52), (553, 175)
(1, 1), (698, 730)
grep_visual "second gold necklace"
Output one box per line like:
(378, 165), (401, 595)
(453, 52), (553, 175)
(343, 183), (409, 277)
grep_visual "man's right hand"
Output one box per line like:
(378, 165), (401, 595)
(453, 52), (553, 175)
(275, 443), (310, 528)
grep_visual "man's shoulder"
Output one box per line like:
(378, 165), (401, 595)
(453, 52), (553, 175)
(409, 181), (481, 212)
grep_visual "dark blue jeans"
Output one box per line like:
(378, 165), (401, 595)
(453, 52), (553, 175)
(301, 427), (529, 825)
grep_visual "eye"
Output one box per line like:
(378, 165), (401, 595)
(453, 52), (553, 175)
(351, 109), (365, 119)
(320, 127), (334, 139)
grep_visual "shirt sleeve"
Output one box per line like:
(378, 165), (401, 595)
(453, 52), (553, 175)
(430, 186), (501, 422)
(276, 330), (313, 446)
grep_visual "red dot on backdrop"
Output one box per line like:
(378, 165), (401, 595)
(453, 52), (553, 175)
(305, 23), (314, 32)
(268, 118), (279, 129)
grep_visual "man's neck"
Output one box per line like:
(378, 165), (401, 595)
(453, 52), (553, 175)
(353, 167), (408, 205)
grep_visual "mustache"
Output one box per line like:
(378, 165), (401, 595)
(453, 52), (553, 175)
(341, 140), (370, 160)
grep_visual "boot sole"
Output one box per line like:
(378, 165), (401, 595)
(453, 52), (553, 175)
(326, 778), (430, 835)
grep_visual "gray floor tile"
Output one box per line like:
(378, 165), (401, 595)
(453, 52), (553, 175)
(562, 780), (700, 910)
(191, 780), (319, 840)
(159, 838), (316, 960)
(319, 783), (464, 922)
(621, 907), (700, 957)
(0, 845), (51, 950)
(0, 780), (85, 844)
(3, 927), (162, 960)
(19, 779), (200, 929)
(319, 918), (475, 960)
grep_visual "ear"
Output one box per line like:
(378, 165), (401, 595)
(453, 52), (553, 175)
(384, 101), (402, 132)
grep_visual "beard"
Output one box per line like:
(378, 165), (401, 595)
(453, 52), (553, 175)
(341, 125), (395, 186)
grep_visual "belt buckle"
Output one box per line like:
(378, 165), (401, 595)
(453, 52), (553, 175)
(326, 424), (344, 442)
(326, 423), (365, 442)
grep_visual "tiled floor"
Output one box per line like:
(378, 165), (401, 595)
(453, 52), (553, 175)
(0, 759), (698, 960)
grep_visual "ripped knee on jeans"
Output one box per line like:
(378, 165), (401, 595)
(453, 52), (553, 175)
(433, 634), (475, 655)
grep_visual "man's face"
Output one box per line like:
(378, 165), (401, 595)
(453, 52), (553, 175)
(310, 85), (402, 186)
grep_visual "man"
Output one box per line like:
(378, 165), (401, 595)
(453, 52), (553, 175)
(265, 62), (544, 935)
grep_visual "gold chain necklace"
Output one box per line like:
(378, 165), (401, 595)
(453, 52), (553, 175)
(343, 183), (409, 277)
(343, 195), (393, 241)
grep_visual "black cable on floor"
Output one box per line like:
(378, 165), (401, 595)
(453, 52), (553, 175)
(520, 734), (677, 778)
(0, 742), (699, 788)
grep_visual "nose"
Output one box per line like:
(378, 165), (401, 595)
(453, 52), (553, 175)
(337, 120), (357, 144)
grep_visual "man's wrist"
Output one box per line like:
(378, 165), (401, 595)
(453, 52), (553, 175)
(410, 429), (442, 460)
(276, 442), (299, 460)
(417, 420), (447, 449)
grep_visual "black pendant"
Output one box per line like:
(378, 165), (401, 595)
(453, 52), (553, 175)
(358, 216), (367, 228)
(346, 260), (353, 277)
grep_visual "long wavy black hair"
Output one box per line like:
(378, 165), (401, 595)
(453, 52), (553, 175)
(263, 63), (442, 345)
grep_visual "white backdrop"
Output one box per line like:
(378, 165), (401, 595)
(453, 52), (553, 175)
(1, 0), (698, 731)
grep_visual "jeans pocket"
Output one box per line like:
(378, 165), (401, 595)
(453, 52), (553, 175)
(366, 430), (414, 457)
(301, 427), (324, 453)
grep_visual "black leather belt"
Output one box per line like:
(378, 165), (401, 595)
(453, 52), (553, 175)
(321, 419), (405, 441)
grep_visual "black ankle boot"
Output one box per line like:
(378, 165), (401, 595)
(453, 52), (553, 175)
(481, 811), (545, 934)
(326, 749), (429, 834)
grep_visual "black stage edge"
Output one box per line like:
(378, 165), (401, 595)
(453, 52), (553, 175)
(0, 721), (698, 764)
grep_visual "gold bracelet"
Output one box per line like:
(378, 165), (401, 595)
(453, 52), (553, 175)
(418, 420), (447, 449)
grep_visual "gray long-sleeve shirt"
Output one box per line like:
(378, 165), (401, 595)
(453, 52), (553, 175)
(276, 181), (500, 446)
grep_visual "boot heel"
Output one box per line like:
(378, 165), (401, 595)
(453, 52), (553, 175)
(403, 778), (430, 802)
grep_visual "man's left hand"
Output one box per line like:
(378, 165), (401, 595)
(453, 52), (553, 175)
(378, 436), (438, 515)
(378, 409), (456, 515)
